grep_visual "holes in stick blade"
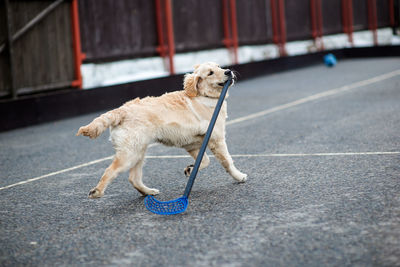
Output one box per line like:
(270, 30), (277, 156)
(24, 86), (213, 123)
(144, 196), (188, 215)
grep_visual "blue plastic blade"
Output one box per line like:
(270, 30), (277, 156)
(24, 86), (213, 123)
(144, 195), (188, 215)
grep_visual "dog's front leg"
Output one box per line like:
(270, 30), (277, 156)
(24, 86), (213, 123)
(209, 139), (247, 182)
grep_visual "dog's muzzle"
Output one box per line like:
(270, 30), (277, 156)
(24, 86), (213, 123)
(218, 70), (233, 87)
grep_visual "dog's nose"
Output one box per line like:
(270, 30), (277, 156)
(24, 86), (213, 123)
(224, 70), (232, 76)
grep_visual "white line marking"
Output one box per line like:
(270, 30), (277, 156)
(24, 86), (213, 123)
(1, 151), (398, 191)
(146, 155), (190, 159)
(229, 151), (400, 157)
(0, 156), (113, 191)
(1, 69), (400, 191)
(147, 151), (400, 159)
(227, 69), (400, 125)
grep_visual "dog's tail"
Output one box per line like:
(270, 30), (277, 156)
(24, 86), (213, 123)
(76, 108), (126, 139)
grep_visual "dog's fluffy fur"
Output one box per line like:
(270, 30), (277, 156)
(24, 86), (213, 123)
(77, 62), (247, 198)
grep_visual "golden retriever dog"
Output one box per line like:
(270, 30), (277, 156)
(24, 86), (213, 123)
(77, 62), (247, 199)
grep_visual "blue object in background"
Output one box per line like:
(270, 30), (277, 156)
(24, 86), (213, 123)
(324, 53), (337, 67)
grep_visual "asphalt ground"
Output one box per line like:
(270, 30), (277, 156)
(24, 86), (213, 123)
(0, 58), (399, 266)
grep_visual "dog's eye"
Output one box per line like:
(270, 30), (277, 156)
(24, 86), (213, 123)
(208, 71), (214, 76)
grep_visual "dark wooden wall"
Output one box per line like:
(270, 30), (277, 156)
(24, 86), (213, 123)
(0, 3), (10, 97)
(237, 0), (272, 45)
(172, 0), (224, 52)
(78, 0), (395, 64)
(0, 0), (74, 97)
(321, 1), (343, 35)
(353, 0), (369, 31)
(78, 0), (158, 63)
(285, 0), (313, 41)
(377, 0), (391, 27)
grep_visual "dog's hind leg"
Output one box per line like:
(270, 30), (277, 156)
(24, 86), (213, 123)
(184, 148), (210, 177)
(128, 157), (160, 196)
(88, 152), (133, 199)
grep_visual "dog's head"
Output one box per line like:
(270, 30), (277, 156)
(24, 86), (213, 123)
(183, 62), (235, 98)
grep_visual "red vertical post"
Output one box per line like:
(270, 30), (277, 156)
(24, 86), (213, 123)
(270, 0), (280, 45)
(341, 0), (348, 35)
(164, 0), (175, 74)
(154, 0), (175, 75)
(310, 0), (324, 50)
(367, 0), (378, 46)
(270, 0), (287, 56)
(310, 0), (318, 40)
(277, 0), (287, 56)
(316, 0), (324, 50)
(71, 0), (85, 88)
(229, 0), (239, 64)
(222, 0), (231, 48)
(373, 0), (378, 45)
(222, 0), (238, 65)
(341, 0), (354, 46)
(347, 0), (354, 45)
(389, 0), (395, 27)
(155, 0), (166, 58)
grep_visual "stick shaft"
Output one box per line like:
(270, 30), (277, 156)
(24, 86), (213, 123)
(183, 77), (232, 198)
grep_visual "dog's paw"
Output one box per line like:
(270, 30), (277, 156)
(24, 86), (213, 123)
(184, 164), (194, 177)
(88, 188), (104, 199)
(145, 188), (160, 196)
(233, 172), (248, 183)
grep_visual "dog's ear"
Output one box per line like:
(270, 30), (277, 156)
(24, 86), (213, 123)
(193, 64), (201, 70)
(184, 73), (200, 97)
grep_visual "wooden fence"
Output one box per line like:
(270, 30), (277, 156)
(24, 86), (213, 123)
(0, 0), (78, 98)
(0, 0), (397, 98)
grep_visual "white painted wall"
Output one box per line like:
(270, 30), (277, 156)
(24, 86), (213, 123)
(81, 28), (400, 89)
